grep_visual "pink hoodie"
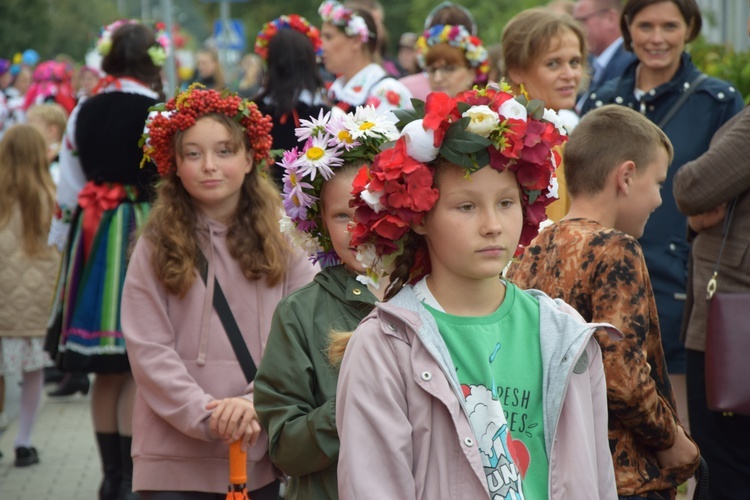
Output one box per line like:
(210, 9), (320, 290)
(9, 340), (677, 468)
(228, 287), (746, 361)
(122, 217), (318, 493)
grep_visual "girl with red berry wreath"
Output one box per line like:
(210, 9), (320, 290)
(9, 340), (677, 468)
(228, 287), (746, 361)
(120, 84), (317, 499)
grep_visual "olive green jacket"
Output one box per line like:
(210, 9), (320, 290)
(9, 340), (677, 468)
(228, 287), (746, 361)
(254, 265), (377, 500)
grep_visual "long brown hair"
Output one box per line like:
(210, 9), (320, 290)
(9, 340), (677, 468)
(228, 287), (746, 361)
(0, 124), (55, 256)
(141, 115), (290, 297)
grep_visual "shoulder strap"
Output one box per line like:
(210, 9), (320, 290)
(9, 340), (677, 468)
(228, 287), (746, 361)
(705, 198), (738, 300)
(196, 249), (257, 384)
(657, 73), (708, 129)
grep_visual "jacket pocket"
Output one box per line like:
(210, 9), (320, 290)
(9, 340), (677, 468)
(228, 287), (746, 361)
(693, 235), (748, 269)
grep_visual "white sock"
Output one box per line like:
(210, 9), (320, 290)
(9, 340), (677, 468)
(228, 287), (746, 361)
(14, 369), (43, 449)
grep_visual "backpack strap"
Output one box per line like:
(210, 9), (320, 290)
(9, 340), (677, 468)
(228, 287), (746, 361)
(196, 248), (257, 384)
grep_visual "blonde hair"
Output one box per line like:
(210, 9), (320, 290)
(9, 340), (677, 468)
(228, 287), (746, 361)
(564, 105), (674, 197)
(26, 103), (68, 142)
(142, 115), (290, 297)
(0, 125), (55, 256)
(197, 47), (226, 91)
(501, 8), (587, 88)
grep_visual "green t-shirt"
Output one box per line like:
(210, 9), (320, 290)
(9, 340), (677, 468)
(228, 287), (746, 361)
(424, 283), (549, 500)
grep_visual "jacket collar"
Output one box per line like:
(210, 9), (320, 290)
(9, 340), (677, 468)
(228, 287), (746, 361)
(618, 52), (697, 103)
(376, 284), (623, 455)
(314, 265), (378, 306)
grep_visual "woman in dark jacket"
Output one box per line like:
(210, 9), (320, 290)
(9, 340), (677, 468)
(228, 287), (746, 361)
(580, 0), (742, 436)
(673, 101), (750, 500)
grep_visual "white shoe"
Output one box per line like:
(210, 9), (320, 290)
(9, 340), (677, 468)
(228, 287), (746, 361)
(0, 412), (9, 431)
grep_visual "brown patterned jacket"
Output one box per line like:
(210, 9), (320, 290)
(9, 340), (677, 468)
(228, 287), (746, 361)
(507, 219), (699, 499)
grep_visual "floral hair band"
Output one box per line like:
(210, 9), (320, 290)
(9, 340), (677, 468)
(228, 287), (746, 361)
(416, 24), (490, 83)
(349, 84), (568, 287)
(279, 105), (399, 266)
(97, 19), (170, 67)
(255, 14), (323, 61)
(140, 84), (273, 176)
(318, 0), (373, 43)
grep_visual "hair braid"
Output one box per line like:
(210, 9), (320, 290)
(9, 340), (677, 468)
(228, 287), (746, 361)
(384, 233), (422, 301)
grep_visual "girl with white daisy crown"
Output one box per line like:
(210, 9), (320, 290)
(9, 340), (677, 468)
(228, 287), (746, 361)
(318, 0), (413, 115)
(253, 104), (397, 500)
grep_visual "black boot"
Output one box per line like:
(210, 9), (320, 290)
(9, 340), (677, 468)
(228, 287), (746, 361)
(118, 435), (140, 500)
(47, 372), (90, 397)
(96, 432), (122, 500)
(44, 366), (65, 384)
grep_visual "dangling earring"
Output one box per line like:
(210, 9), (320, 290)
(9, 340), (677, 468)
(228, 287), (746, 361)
(519, 83), (529, 99)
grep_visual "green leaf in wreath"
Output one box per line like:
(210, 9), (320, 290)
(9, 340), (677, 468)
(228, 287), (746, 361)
(527, 99), (545, 120)
(527, 189), (542, 205)
(393, 108), (426, 129)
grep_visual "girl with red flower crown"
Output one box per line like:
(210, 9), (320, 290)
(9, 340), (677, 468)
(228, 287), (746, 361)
(120, 84), (317, 499)
(330, 86), (620, 499)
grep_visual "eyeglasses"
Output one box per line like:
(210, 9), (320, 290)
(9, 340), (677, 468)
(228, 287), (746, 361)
(574, 8), (611, 24)
(426, 65), (462, 77)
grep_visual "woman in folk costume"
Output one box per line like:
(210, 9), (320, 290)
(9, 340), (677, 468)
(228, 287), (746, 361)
(318, 0), (412, 115)
(46, 19), (169, 500)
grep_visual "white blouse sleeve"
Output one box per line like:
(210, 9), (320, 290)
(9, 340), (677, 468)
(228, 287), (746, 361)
(365, 78), (414, 114)
(48, 102), (87, 250)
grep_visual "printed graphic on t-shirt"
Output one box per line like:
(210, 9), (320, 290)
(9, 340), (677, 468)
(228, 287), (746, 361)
(463, 382), (526, 500)
(426, 283), (547, 498)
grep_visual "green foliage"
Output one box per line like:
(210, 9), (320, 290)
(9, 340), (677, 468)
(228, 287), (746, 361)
(689, 36), (750, 103)
(0, 0), (117, 61)
(0, 0), (52, 57)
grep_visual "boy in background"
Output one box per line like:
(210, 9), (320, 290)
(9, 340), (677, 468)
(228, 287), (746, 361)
(507, 104), (699, 499)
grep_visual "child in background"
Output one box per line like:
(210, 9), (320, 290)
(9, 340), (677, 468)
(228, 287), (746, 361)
(253, 106), (398, 499)
(121, 86), (318, 499)
(507, 105), (699, 498)
(25, 102), (68, 184)
(0, 125), (60, 466)
(76, 66), (102, 100)
(333, 87), (619, 499)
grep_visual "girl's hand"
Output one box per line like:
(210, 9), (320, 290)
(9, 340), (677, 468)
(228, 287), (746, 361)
(206, 398), (262, 450)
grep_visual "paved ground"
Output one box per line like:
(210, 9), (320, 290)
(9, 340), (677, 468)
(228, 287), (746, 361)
(0, 375), (99, 499)
(0, 375), (691, 500)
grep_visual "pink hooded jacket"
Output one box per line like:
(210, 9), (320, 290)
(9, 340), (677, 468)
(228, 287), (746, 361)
(122, 218), (318, 493)
(336, 285), (621, 499)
